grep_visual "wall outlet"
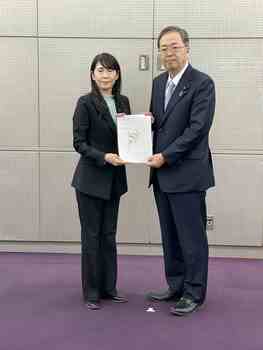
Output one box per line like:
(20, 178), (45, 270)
(206, 216), (215, 231)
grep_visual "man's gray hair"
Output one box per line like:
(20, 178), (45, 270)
(157, 26), (190, 49)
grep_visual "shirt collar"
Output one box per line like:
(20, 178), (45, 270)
(167, 61), (189, 87)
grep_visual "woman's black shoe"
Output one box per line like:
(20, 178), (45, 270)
(84, 301), (101, 310)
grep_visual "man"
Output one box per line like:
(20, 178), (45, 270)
(147, 26), (215, 316)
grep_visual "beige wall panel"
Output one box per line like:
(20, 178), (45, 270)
(0, 0), (36, 35)
(206, 155), (263, 246)
(38, 0), (153, 38)
(39, 38), (152, 149)
(190, 39), (263, 151)
(0, 38), (38, 147)
(39, 152), (80, 241)
(117, 165), (159, 244)
(0, 151), (39, 240)
(148, 155), (263, 246)
(154, 39), (263, 151)
(155, 0), (263, 38)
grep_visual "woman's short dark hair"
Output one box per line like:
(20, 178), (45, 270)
(157, 26), (190, 49)
(90, 53), (122, 96)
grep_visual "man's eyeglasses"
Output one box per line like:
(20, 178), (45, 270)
(159, 45), (186, 55)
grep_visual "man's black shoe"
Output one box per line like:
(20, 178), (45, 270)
(146, 289), (180, 302)
(170, 297), (201, 316)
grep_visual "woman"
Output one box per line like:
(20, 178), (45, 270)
(72, 53), (131, 310)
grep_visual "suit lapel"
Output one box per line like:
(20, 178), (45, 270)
(91, 93), (117, 136)
(158, 72), (168, 117)
(159, 65), (193, 128)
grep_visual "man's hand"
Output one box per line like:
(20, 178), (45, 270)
(104, 153), (126, 166)
(144, 112), (155, 124)
(146, 153), (166, 168)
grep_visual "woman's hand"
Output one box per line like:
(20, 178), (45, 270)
(104, 153), (126, 166)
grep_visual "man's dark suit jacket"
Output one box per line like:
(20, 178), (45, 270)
(71, 92), (131, 200)
(150, 64), (215, 193)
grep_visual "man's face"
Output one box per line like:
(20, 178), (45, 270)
(159, 31), (189, 76)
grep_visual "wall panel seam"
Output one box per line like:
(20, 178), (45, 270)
(36, 0), (41, 242)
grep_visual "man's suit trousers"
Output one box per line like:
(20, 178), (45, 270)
(153, 182), (208, 303)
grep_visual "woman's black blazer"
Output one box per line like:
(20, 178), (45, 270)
(71, 92), (131, 200)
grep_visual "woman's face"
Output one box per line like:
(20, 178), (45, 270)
(91, 63), (119, 95)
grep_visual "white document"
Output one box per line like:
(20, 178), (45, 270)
(117, 114), (152, 163)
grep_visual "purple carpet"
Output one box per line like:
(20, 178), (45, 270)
(0, 253), (263, 350)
